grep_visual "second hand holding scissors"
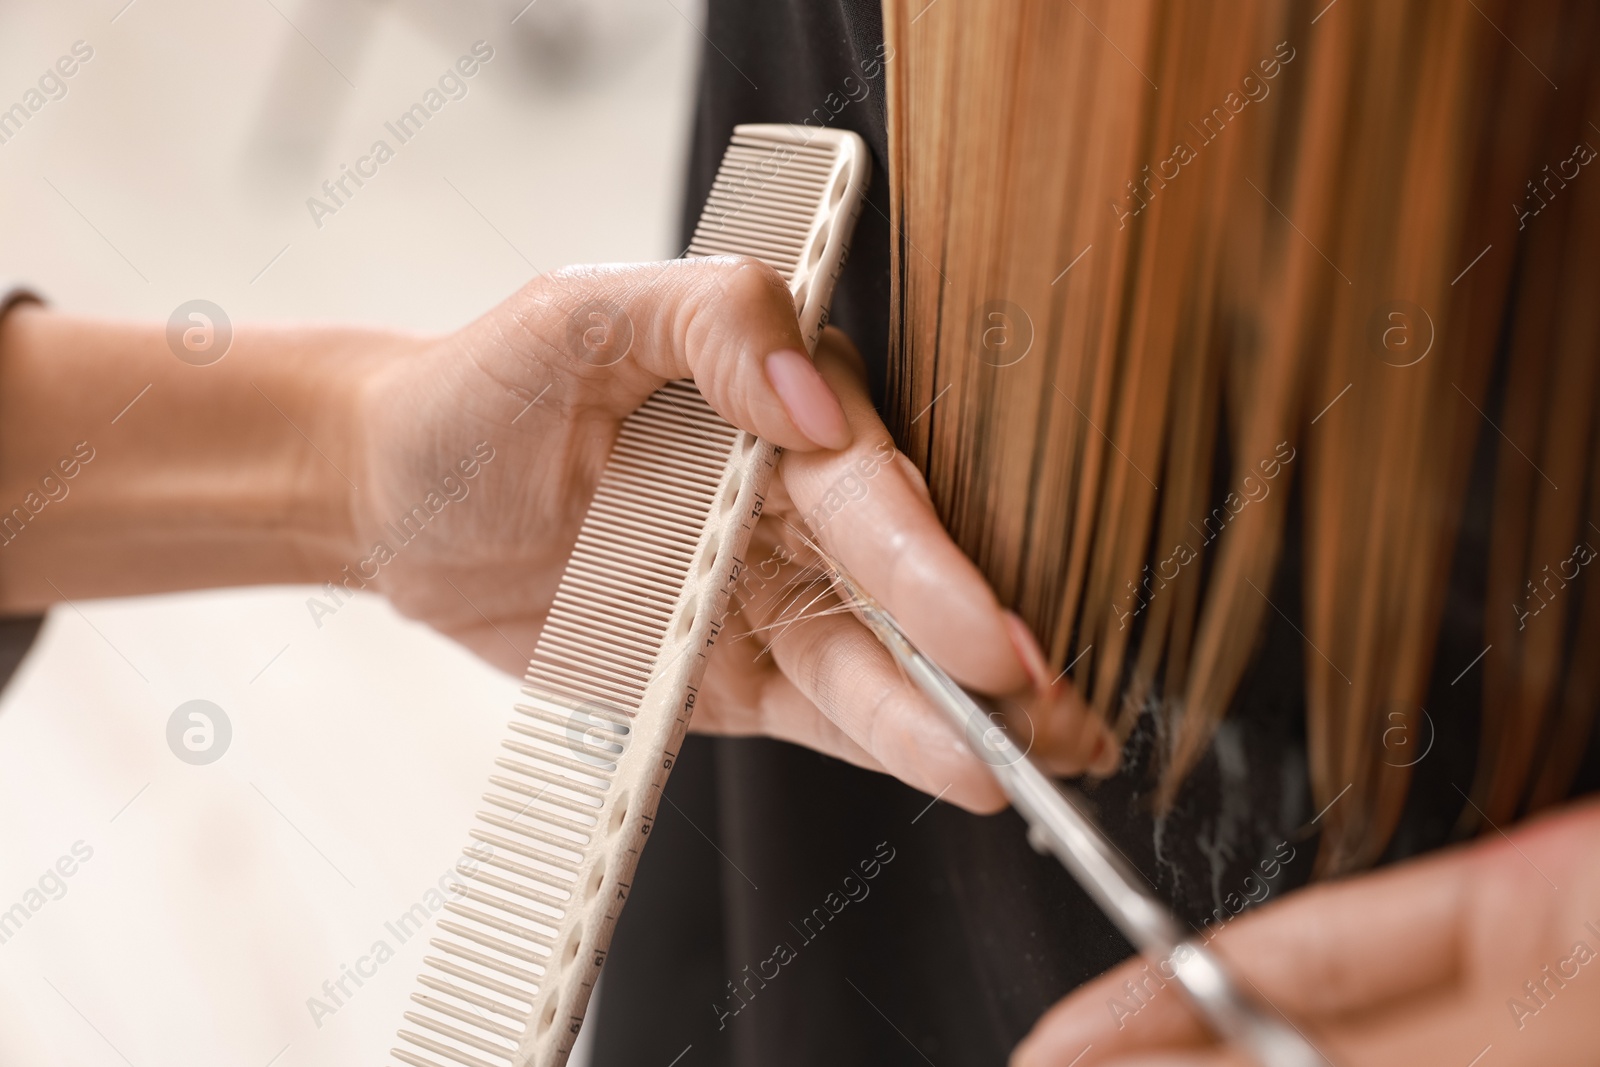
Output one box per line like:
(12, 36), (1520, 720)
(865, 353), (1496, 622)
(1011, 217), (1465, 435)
(802, 534), (1329, 1067)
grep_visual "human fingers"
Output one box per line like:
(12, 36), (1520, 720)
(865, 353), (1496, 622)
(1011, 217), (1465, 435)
(1096, 1054), (1254, 1067)
(778, 328), (1118, 774)
(695, 602), (887, 769)
(1010, 951), (1212, 1066)
(729, 531), (1008, 812)
(455, 257), (851, 451)
(1012, 846), (1470, 1067)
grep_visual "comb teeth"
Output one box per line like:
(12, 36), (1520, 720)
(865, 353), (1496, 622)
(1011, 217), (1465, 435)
(691, 133), (845, 281)
(392, 125), (868, 1067)
(525, 382), (741, 714)
(392, 394), (755, 1067)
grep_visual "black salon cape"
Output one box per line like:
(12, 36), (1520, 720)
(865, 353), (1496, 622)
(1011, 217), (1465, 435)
(587, 3), (1600, 1065)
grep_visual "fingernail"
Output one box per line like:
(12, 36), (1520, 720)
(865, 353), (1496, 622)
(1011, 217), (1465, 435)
(1003, 611), (1051, 692)
(765, 349), (852, 450)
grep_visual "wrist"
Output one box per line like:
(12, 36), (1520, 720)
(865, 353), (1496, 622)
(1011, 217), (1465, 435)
(260, 326), (411, 578)
(0, 309), (423, 607)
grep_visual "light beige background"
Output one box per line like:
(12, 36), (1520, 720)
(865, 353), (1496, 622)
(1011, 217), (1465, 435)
(0, 0), (701, 1063)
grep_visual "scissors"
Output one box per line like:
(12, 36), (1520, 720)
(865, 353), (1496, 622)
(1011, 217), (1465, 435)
(805, 537), (1329, 1067)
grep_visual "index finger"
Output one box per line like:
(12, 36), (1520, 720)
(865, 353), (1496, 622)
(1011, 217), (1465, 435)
(470, 257), (849, 453)
(1013, 842), (1472, 1066)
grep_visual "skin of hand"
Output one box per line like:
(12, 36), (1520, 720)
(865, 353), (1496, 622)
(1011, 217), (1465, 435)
(1012, 796), (1600, 1066)
(0, 256), (1117, 811)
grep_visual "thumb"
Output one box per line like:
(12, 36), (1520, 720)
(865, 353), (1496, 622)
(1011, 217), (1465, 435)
(471, 256), (853, 452)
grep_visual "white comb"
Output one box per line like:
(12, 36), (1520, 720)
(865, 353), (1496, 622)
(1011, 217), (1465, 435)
(390, 124), (870, 1067)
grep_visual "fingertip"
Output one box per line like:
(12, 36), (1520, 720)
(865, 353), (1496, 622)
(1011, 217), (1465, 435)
(946, 777), (1010, 816)
(876, 692), (1008, 814)
(765, 348), (853, 450)
(1010, 1014), (1089, 1067)
(1004, 611), (1051, 691)
(892, 721), (1009, 815)
(1022, 677), (1122, 778)
(1009, 1038), (1038, 1067)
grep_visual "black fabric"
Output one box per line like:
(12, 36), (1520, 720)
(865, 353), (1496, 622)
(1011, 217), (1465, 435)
(593, 4), (1600, 1066)
(678, 0), (892, 407)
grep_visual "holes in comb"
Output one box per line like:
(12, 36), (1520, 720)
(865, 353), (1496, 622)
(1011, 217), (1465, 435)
(538, 1000), (559, 1035)
(697, 529), (722, 577)
(719, 467), (744, 515)
(674, 598), (698, 641)
(804, 224), (829, 272)
(791, 274), (811, 314)
(608, 791), (630, 835)
(585, 859), (607, 901)
(562, 928), (584, 968)
(829, 166), (849, 207)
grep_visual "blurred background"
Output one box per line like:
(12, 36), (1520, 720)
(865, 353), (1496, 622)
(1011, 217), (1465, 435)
(0, 0), (701, 1062)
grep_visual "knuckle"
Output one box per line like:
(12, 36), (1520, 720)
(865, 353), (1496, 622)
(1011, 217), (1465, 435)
(506, 269), (638, 376)
(699, 254), (791, 310)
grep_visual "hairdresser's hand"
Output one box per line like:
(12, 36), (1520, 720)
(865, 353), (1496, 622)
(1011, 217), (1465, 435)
(358, 258), (1117, 812)
(1012, 798), (1600, 1067)
(694, 325), (1119, 810)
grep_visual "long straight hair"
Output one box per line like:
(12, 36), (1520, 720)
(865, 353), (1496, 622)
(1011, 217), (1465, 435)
(881, 0), (1600, 873)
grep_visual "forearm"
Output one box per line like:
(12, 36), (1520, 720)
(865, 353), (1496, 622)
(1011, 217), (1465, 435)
(0, 304), (405, 610)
